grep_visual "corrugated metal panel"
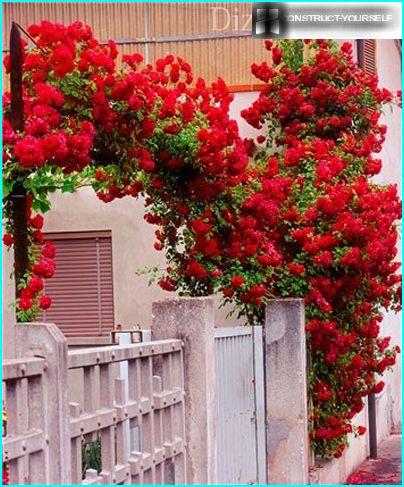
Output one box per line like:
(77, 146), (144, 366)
(215, 326), (264, 484)
(3, 3), (146, 48)
(3, 2), (262, 88)
(148, 3), (251, 37)
(42, 231), (114, 337)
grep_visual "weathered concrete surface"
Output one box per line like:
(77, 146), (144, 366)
(346, 434), (402, 485)
(309, 405), (370, 485)
(265, 298), (309, 484)
(2, 245), (16, 359)
(15, 323), (71, 484)
(152, 297), (217, 484)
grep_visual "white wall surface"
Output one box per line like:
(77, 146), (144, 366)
(372, 38), (402, 436)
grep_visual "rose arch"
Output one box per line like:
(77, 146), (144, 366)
(3, 22), (402, 458)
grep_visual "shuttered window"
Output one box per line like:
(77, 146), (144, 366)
(41, 231), (114, 338)
(356, 40), (377, 74)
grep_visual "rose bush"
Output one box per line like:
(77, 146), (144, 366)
(151, 39), (402, 457)
(3, 24), (401, 458)
(3, 20), (248, 318)
(239, 39), (401, 458)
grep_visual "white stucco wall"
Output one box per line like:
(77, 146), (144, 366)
(40, 190), (168, 329)
(371, 38), (402, 437)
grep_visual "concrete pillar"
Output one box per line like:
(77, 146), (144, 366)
(16, 323), (71, 484)
(152, 297), (217, 484)
(264, 298), (309, 484)
(2, 246), (16, 359)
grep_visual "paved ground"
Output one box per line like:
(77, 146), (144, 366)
(347, 434), (402, 484)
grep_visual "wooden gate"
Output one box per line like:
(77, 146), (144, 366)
(215, 326), (266, 484)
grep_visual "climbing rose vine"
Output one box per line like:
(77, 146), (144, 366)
(239, 39), (401, 458)
(3, 20), (247, 319)
(2, 23), (401, 459)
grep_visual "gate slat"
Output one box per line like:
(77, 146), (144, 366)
(215, 326), (266, 484)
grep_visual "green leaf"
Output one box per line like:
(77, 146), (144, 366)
(32, 199), (51, 213)
(61, 181), (75, 193)
(2, 178), (14, 200)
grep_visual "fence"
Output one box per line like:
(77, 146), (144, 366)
(2, 357), (49, 484)
(2, 297), (309, 485)
(3, 325), (186, 485)
(68, 340), (186, 484)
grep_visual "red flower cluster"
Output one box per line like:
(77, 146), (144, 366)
(13, 196), (56, 315)
(149, 40), (401, 458)
(237, 39), (401, 457)
(3, 29), (401, 460)
(2, 464), (9, 485)
(3, 20), (250, 315)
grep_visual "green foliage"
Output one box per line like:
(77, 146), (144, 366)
(82, 439), (101, 477)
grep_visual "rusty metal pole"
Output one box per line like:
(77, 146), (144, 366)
(9, 22), (28, 297)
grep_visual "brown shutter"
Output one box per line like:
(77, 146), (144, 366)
(41, 231), (114, 337)
(357, 40), (377, 74)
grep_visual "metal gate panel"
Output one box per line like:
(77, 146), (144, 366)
(215, 326), (266, 484)
(252, 326), (267, 484)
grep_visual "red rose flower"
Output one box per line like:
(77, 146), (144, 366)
(299, 102), (315, 118)
(191, 219), (212, 236)
(372, 381), (385, 394)
(28, 276), (44, 293)
(249, 284), (266, 298)
(19, 297), (33, 311)
(185, 261), (207, 280)
(33, 257), (56, 278)
(14, 136), (45, 168)
(272, 47), (283, 64)
(357, 426), (366, 436)
(30, 214), (44, 230)
(39, 295), (52, 310)
(288, 263), (305, 275)
(3, 234), (13, 246)
(231, 276), (245, 288)
(41, 241), (56, 259)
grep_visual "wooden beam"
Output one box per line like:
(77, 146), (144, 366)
(9, 22), (28, 297)
(10, 22), (24, 132)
